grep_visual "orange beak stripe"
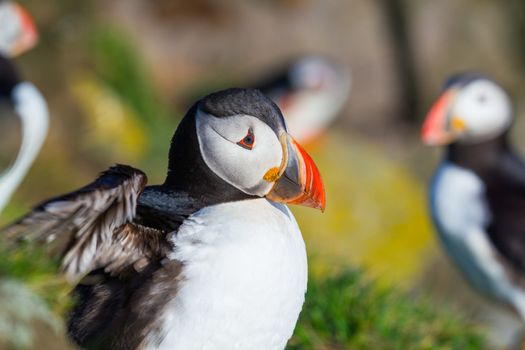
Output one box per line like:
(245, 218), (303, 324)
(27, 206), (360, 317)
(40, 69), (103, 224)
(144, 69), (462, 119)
(266, 133), (326, 212)
(288, 138), (326, 211)
(421, 89), (456, 145)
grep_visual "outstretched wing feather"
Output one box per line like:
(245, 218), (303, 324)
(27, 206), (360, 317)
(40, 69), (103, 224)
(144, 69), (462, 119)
(1, 164), (169, 282)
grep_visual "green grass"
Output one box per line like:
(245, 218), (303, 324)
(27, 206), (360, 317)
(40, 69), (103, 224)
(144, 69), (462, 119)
(87, 25), (178, 175)
(0, 242), (70, 315)
(289, 269), (485, 350)
(89, 26), (170, 128)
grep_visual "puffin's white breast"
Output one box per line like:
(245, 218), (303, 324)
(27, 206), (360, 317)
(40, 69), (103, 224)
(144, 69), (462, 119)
(431, 162), (490, 238)
(431, 162), (525, 315)
(145, 198), (307, 350)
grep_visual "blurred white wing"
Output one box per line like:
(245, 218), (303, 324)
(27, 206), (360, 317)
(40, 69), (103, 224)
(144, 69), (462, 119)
(0, 82), (48, 213)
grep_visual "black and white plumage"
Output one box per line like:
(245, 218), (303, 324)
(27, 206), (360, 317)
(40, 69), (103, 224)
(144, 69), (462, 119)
(256, 56), (351, 143)
(422, 74), (525, 319)
(3, 88), (326, 349)
(0, 4), (47, 214)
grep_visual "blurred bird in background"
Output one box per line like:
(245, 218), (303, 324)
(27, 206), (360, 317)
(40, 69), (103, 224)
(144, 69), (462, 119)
(0, 0), (37, 57)
(0, 4), (68, 349)
(423, 74), (525, 339)
(0, 1), (48, 215)
(256, 56), (351, 144)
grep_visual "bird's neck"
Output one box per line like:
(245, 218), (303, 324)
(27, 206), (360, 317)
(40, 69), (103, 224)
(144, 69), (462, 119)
(0, 55), (19, 98)
(446, 133), (508, 173)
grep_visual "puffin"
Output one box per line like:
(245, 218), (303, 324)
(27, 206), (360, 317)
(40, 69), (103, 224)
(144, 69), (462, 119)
(422, 73), (525, 321)
(0, 0), (38, 57)
(0, 3), (47, 215)
(255, 56), (351, 143)
(3, 88), (326, 350)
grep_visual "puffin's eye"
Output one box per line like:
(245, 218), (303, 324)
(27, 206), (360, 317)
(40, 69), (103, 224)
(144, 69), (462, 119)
(237, 128), (255, 150)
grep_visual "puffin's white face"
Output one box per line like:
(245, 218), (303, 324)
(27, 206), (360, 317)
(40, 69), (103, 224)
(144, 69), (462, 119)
(280, 58), (351, 143)
(0, 2), (38, 57)
(291, 57), (346, 92)
(453, 80), (512, 143)
(422, 78), (512, 145)
(196, 109), (283, 197)
(181, 88), (325, 211)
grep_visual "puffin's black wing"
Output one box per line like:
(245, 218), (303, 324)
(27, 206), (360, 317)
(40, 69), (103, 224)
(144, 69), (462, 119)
(2, 164), (171, 282)
(484, 150), (525, 273)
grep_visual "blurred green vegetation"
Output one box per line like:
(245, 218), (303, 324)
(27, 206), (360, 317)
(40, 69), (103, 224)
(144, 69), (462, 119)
(289, 270), (485, 350)
(89, 27), (170, 127)
(72, 25), (176, 173)
(0, 243), (71, 349)
(0, 243), (70, 315)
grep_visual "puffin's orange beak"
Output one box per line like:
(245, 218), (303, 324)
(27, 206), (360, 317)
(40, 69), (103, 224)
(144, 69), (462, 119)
(9, 3), (38, 57)
(266, 133), (326, 212)
(421, 89), (463, 146)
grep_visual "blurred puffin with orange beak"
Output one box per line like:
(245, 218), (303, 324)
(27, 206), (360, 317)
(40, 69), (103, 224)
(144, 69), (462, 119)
(422, 73), (525, 322)
(256, 56), (351, 144)
(0, 0), (48, 214)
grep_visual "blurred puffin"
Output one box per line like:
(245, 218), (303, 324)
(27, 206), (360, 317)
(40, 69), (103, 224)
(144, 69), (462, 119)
(0, 0), (38, 57)
(0, 1), (47, 214)
(4, 88), (325, 349)
(422, 73), (525, 320)
(256, 56), (351, 143)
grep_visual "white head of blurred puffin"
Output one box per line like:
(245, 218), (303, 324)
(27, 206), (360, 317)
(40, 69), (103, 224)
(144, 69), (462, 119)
(422, 73), (525, 321)
(423, 73), (512, 146)
(0, 1), (38, 57)
(256, 56), (351, 143)
(3, 88), (325, 350)
(0, 2), (47, 214)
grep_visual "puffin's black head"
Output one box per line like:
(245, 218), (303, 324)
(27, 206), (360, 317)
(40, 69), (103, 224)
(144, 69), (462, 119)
(200, 88), (286, 134)
(442, 72), (491, 90)
(422, 73), (512, 146)
(165, 88), (325, 211)
(0, 55), (19, 100)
